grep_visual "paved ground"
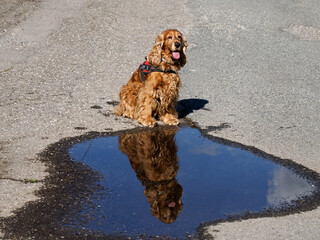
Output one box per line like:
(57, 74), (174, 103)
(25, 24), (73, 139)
(0, 0), (319, 239)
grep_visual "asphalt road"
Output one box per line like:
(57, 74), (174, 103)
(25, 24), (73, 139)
(0, 0), (319, 239)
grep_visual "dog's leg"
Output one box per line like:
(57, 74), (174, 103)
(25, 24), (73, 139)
(135, 93), (157, 127)
(159, 103), (179, 126)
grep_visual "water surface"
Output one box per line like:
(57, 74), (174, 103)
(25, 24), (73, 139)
(68, 126), (316, 238)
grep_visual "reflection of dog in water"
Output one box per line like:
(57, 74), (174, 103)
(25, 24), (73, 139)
(118, 128), (183, 224)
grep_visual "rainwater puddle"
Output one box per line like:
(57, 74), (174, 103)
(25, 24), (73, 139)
(66, 126), (317, 238)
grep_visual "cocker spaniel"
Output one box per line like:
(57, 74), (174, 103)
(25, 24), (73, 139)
(115, 29), (188, 127)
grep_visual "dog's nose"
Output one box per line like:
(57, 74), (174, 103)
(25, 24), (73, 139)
(175, 42), (181, 48)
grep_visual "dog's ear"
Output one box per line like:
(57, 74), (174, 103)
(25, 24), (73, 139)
(147, 34), (164, 67)
(180, 35), (188, 67)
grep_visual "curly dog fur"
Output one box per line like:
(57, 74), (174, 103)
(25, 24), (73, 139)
(115, 29), (188, 127)
(118, 128), (183, 223)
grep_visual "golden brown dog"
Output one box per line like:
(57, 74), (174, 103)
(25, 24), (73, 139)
(118, 128), (183, 223)
(115, 29), (188, 127)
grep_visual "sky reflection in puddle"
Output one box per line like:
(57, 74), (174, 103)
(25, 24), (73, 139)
(68, 126), (316, 238)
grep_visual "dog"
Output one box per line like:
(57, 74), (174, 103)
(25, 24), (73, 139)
(115, 29), (188, 127)
(118, 128), (183, 223)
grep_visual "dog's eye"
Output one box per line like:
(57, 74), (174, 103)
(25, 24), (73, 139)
(178, 35), (182, 39)
(168, 36), (172, 40)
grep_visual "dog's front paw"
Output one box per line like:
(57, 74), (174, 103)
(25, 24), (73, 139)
(160, 114), (179, 126)
(138, 117), (157, 127)
(166, 118), (180, 126)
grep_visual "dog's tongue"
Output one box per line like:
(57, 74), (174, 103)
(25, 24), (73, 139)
(168, 202), (176, 208)
(172, 52), (180, 59)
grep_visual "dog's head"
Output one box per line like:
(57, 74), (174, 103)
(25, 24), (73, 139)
(147, 29), (188, 69)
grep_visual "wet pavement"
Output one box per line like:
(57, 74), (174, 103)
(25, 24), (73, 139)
(2, 124), (319, 239)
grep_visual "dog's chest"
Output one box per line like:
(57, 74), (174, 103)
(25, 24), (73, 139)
(155, 73), (181, 96)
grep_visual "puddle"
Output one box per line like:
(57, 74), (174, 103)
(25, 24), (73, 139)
(64, 126), (317, 238)
(2, 125), (320, 240)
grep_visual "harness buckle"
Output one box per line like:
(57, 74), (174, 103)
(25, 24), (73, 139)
(139, 62), (151, 73)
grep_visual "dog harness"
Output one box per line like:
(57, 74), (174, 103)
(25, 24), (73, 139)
(139, 58), (176, 83)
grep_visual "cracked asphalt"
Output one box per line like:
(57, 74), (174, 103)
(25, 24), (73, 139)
(0, 0), (320, 239)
